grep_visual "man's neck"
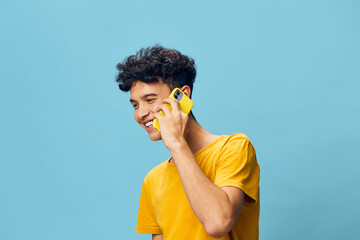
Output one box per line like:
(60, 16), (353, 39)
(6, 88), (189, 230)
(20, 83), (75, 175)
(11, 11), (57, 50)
(184, 116), (220, 155)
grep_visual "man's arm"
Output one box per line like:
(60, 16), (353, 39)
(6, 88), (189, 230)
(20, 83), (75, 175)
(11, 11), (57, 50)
(152, 234), (163, 240)
(154, 99), (245, 238)
(170, 143), (245, 238)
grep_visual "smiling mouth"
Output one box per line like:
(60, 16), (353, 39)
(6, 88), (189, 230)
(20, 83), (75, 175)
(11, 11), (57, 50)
(145, 121), (153, 128)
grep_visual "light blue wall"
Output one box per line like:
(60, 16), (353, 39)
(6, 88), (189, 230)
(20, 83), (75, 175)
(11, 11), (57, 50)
(1, 0), (359, 239)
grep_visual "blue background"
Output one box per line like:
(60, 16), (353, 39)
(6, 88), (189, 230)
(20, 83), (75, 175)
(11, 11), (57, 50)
(1, 0), (359, 239)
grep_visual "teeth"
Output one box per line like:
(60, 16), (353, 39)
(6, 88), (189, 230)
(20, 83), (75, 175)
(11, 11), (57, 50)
(145, 121), (153, 127)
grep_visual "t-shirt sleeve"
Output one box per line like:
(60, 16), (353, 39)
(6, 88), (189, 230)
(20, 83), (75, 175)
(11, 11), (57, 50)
(214, 135), (260, 203)
(135, 179), (162, 234)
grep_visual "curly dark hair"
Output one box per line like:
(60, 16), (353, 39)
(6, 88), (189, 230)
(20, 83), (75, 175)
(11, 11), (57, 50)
(116, 45), (196, 95)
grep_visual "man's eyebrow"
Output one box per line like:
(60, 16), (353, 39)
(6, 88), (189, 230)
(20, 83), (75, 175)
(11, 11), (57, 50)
(142, 93), (158, 98)
(129, 93), (158, 103)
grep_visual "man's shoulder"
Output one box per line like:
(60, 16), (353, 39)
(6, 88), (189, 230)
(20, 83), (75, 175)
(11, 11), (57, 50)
(216, 133), (251, 148)
(227, 133), (250, 141)
(211, 133), (255, 158)
(143, 158), (170, 182)
(222, 133), (255, 151)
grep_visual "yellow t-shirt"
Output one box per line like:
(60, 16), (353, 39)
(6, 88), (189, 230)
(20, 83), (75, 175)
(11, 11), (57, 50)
(136, 134), (260, 240)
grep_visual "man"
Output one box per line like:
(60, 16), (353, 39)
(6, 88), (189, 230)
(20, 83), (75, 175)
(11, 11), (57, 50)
(116, 46), (260, 240)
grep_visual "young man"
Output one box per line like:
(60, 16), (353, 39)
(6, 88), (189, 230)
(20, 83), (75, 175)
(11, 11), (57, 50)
(116, 46), (260, 240)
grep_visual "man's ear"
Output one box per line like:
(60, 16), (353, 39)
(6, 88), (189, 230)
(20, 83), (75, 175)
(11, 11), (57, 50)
(180, 85), (192, 98)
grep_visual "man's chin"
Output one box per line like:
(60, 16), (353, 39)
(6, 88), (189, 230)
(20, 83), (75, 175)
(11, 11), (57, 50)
(148, 132), (162, 141)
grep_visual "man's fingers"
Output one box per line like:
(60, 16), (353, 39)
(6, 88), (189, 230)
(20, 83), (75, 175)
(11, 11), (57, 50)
(156, 103), (172, 116)
(153, 111), (164, 120)
(163, 98), (181, 112)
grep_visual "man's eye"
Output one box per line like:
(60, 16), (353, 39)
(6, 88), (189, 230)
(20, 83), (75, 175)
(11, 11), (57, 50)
(132, 104), (138, 109)
(147, 99), (155, 103)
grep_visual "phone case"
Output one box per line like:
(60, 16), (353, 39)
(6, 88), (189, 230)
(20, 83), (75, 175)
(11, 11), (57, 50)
(153, 88), (194, 132)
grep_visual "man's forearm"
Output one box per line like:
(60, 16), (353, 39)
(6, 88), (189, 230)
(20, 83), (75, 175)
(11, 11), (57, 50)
(169, 141), (236, 237)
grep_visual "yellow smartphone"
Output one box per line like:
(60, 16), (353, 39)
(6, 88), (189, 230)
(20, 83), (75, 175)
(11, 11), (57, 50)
(153, 88), (194, 132)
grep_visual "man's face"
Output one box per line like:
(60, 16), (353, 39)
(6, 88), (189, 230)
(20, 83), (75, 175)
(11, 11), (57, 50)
(130, 80), (171, 141)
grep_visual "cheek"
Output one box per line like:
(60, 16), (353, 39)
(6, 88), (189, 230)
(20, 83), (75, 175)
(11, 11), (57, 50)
(150, 105), (158, 113)
(151, 100), (162, 112)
